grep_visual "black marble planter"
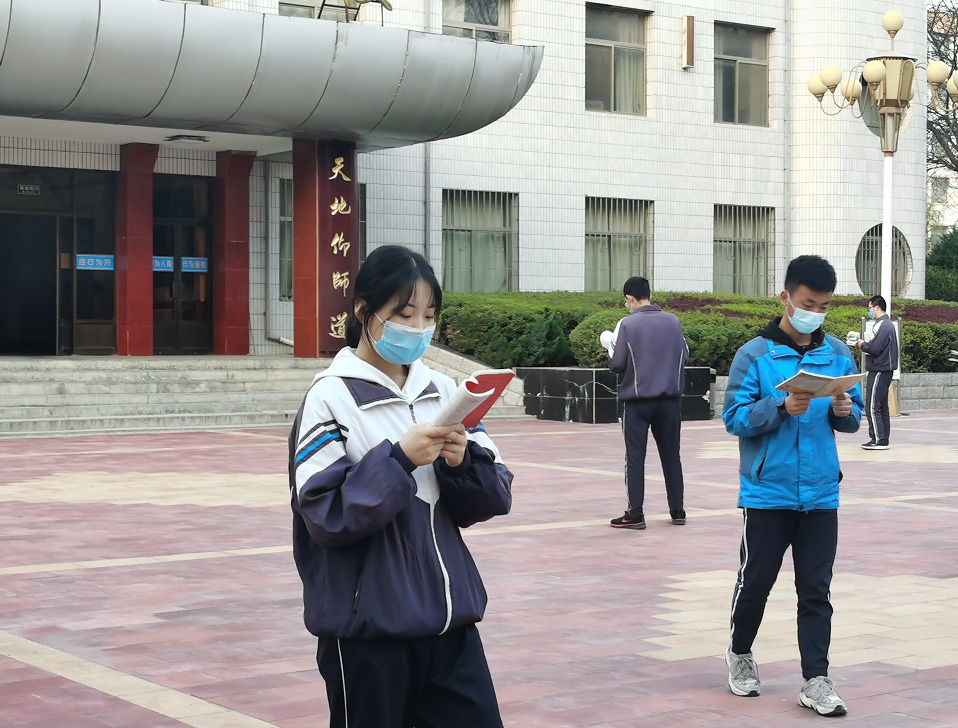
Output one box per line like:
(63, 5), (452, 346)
(516, 367), (715, 424)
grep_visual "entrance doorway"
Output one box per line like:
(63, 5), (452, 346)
(0, 215), (57, 355)
(153, 176), (213, 355)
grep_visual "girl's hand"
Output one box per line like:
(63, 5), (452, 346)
(399, 425), (458, 467)
(439, 425), (468, 468)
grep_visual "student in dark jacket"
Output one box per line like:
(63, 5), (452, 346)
(289, 246), (514, 728)
(605, 276), (689, 530)
(855, 295), (899, 450)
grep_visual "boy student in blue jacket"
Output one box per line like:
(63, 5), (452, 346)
(288, 246), (514, 728)
(722, 255), (864, 717)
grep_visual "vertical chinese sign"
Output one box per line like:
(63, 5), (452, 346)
(292, 140), (360, 358)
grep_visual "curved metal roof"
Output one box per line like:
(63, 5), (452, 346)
(0, 0), (543, 151)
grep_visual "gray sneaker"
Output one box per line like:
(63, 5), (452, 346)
(799, 676), (847, 716)
(726, 646), (761, 697)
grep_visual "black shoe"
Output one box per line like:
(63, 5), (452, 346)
(862, 440), (889, 451)
(861, 439), (876, 449)
(611, 509), (646, 530)
(670, 509), (687, 525)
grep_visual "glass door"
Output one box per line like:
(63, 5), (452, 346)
(153, 223), (212, 355)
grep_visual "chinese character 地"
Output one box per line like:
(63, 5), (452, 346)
(329, 312), (348, 340)
(330, 233), (351, 256)
(333, 271), (350, 297)
(330, 196), (352, 216)
(329, 157), (352, 182)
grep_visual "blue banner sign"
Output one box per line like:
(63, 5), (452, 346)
(153, 256), (174, 272)
(181, 257), (209, 272)
(76, 255), (115, 271)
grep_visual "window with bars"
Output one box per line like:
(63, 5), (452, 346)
(279, 178), (294, 301)
(279, 1), (355, 21)
(442, 0), (511, 43)
(585, 198), (652, 291)
(358, 183), (368, 267)
(855, 225), (913, 297)
(714, 24), (769, 126)
(585, 5), (647, 115)
(931, 176), (950, 205)
(442, 190), (517, 293)
(713, 205), (774, 296)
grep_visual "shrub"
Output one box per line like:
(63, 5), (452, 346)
(437, 291), (958, 374)
(926, 265), (958, 302)
(927, 228), (958, 271)
(569, 310), (628, 368)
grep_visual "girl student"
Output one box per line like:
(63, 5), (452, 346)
(288, 245), (514, 728)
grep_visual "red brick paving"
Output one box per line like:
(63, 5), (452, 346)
(1, 412), (957, 726)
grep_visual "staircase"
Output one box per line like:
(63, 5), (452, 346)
(0, 349), (530, 437)
(0, 357), (327, 437)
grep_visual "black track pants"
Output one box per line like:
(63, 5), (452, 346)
(729, 508), (838, 679)
(622, 397), (684, 513)
(865, 370), (893, 443)
(317, 624), (503, 728)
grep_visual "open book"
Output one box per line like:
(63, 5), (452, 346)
(775, 370), (865, 399)
(430, 369), (515, 428)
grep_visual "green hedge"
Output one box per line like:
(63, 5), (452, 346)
(436, 291), (958, 374)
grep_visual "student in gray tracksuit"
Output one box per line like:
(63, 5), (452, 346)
(607, 276), (689, 531)
(855, 295), (899, 450)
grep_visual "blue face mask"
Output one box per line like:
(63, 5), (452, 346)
(867, 308), (876, 319)
(372, 315), (435, 365)
(787, 295), (827, 335)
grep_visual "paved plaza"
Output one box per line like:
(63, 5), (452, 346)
(2, 410), (958, 727)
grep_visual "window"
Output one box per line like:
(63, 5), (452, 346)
(856, 225), (913, 297)
(931, 176), (950, 205)
(714, 24), (769, 126)
(358, 183), (368, 267)
(442, 190), (517, 293)
(442, 0), (511, 43)
(279, 1), (355, 21)
(279, 178), (293, 301)
(585, 5), (646, 115)
(585, 198), (652, 291)
(713, 205), (774, 296)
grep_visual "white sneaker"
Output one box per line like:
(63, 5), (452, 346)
(799, 676), (847, 716)
(726, 646), (761, 697)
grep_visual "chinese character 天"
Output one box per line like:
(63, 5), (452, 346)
(329, 157), (352, 182)
(330, 197), (352, 216)
(329, 312), (348, 340)
(333, 271), (350, 297)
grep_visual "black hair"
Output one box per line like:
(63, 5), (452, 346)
(869, 295), (887, 312)
(345, 245), (442, 349)
(783, 255), (837, 294)
(623, 276), (651, 301)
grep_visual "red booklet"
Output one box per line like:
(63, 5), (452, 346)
(431, 369), (515, 428)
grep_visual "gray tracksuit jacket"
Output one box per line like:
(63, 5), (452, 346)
(608, 304), (689, 400)
(861, 315), (899, 372)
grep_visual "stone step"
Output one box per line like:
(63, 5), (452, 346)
(0, 368), (324, 386)
(0, 411), (297, 437)
(0, 356), (328, 372)
(0, 397), (306, 419)
(0, 377), (318, 400)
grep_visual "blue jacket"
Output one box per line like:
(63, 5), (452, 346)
(723, 323), (864, 511)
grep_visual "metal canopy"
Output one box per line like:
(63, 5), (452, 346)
(0, 0), (543, 151)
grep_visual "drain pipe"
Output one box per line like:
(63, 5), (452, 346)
(263, 159), (294, 349)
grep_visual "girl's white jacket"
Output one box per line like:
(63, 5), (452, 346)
(289, 347), (514, 640)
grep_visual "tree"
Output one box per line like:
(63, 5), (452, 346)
(928, 3), (958, 173)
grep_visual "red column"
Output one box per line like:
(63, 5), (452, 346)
(293, 140), (359, 358)
(116, 143), (159, 356)
(213, 151), (256, 355)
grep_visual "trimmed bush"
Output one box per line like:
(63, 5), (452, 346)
(926, 265), (958, 302)
(437, 291), (958, 374)
(928, 228), (958, 271)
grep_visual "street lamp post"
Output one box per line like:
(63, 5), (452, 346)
(808, 11), (951, 314)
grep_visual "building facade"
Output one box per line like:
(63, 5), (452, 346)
(0, 0), (928, 359)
